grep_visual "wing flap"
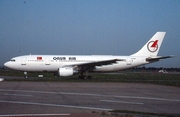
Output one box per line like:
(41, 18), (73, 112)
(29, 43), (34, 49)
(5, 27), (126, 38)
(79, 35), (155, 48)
(64, 59), (125, 71)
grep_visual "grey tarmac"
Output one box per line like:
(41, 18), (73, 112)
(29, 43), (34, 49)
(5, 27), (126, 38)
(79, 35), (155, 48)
(0, 82), (180, 116)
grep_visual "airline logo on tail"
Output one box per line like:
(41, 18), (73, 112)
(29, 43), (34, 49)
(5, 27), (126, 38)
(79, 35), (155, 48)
(147, 40), (158, 52)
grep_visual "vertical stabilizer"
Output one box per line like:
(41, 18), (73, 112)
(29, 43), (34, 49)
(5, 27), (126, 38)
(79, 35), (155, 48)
(131, 32), (166, 57)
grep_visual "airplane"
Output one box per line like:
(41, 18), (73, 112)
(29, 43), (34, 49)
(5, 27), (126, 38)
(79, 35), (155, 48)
(4, 32), (173, 79)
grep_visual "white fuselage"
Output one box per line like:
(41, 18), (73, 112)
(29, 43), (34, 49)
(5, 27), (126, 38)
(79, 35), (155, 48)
(4, 32), (171, 77)
(4, 55), (148, 72)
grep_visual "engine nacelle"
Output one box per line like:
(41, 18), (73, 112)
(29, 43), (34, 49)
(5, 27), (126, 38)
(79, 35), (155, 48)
(58, 67), (75, 76)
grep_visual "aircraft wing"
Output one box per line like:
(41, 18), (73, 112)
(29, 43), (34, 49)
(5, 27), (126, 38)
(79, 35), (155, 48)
(64, 59), (125, 71)
(146, 56), (174, 62)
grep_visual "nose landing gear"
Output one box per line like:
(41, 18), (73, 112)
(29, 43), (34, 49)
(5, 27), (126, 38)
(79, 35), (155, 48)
(24, 72), (28, 79)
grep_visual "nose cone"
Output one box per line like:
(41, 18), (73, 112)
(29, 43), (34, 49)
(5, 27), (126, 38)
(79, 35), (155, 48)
(4, 60), (20, 70)
(4, 62), (10, 68)
(4, 61), (14, 69)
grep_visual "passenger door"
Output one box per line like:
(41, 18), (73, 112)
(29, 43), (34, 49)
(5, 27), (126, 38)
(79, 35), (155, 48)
(45, 58), (50, 65)
(21, 57), (27, 65)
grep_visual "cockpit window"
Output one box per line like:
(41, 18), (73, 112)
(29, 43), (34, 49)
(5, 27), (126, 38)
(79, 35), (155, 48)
(10, 59), (16, 62)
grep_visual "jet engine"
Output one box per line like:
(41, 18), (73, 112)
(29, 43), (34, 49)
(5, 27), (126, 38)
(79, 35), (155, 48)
(58, 67), (77, 76)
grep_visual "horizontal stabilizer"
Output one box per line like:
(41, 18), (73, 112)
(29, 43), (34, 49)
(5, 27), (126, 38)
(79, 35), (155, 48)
(146, 56), (174, 62)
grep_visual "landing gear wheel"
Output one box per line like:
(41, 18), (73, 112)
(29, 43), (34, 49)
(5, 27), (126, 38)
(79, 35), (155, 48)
(87, 76), (92, 79)
(54, 72), (58, 77)
(24, 72), (28, 79)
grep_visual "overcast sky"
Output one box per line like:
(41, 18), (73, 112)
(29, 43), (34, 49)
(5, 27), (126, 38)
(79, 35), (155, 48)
(0, 0), (180, 67)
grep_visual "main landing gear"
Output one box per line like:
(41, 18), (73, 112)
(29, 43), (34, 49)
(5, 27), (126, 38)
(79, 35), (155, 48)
(78, 72), (92, 80)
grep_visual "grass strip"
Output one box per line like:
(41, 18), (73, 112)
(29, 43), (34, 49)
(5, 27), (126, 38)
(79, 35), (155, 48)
(1, 70), (180, 87)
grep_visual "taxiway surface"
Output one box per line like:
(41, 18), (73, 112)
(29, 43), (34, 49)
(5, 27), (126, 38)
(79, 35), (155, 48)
(0, 82), (180, 116)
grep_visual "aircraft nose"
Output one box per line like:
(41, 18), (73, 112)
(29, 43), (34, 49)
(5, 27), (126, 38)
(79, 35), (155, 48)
(4, 61), (10, 68)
